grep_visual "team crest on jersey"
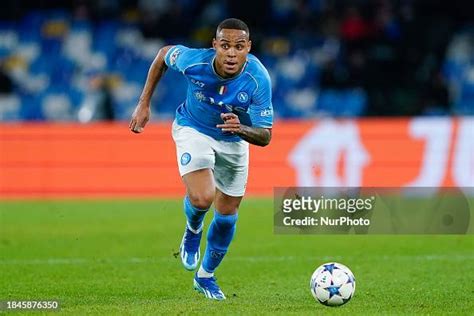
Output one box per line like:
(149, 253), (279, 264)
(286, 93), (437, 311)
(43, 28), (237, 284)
(237, 92), (249, 103)
(180, 152), (191, 166)
(169, 49), (180, 66)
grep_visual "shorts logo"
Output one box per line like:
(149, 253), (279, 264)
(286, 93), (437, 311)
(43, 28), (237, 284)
(180, 152), (191, 166)
(169, 49), (180, 66)
(237, 92), (249, 103)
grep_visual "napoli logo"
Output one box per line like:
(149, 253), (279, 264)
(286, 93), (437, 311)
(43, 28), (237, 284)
(237, 91), (249, 103)
(180, 152), (191, 166)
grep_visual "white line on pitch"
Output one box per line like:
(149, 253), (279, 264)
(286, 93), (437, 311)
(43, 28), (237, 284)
(0, 254), (473, 265)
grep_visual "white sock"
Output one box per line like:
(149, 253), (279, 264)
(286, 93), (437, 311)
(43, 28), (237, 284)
(197, 265), (214, 278)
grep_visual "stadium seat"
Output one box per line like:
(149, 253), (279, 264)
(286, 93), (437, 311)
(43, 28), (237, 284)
(454, 78), (474, 115)
(19, 92), (44, 120)
(41, 91), (74, 121)
(0, 10), (471, 121)
(0, 95), (20, 121)
(341, 89), (367, 116)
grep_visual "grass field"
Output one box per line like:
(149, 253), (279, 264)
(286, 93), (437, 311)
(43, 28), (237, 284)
(1, 198), (473, 315)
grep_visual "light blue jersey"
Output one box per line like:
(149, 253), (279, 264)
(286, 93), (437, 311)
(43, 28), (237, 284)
(164, 45), (273, 142)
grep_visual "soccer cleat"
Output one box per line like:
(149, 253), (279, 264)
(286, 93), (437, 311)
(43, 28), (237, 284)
(193, 274), (226, 300)
(179, 226), (202, 271)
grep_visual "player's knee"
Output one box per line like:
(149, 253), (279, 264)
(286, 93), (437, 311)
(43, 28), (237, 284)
(188, 191), (214, 210)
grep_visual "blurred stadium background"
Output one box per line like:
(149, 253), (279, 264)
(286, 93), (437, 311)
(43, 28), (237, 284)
(0, 0), (473, 122)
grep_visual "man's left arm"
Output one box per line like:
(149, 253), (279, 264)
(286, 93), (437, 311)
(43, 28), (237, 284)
(217, 113), (272, 147)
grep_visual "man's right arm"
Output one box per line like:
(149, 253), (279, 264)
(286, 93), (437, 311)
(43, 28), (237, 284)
(129, 45), (173, 134)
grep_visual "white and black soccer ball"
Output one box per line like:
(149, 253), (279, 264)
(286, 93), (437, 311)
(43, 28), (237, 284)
(310, 262), (356, 306)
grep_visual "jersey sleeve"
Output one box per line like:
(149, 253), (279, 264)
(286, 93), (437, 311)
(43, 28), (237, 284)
(248, 72), (273, 128)
(164, 45), (195, 74)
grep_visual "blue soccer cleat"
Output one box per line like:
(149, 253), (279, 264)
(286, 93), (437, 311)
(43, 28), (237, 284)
(193, 274), (226, 300)
(179, 226), (202, 271)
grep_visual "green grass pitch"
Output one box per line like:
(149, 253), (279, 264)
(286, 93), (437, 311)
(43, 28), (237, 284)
(1, 199), (473, 315)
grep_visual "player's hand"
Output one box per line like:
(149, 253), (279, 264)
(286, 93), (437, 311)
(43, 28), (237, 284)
(217, 113), (241, 134)
(129, 103), (150, 134)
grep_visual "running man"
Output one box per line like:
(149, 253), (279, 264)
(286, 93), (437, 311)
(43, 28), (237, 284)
(129, 18), (273, 300)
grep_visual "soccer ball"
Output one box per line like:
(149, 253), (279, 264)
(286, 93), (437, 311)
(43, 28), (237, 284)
(310, 262), (356, 306)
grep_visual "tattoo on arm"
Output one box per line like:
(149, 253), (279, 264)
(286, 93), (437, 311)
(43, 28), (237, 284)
(236, 126), (272, 147)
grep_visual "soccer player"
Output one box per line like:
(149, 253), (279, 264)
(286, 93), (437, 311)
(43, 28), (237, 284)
(129, 18), (273, 300)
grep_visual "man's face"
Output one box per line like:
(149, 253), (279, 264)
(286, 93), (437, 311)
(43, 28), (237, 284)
(213, 29), (251, 78)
